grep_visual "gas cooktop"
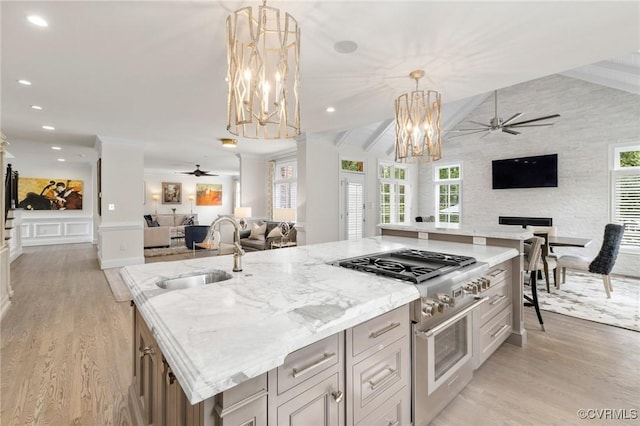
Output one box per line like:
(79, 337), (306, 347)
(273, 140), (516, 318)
(336, 249), (477, 284)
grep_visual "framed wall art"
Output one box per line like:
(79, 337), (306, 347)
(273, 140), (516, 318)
(162, 182), (182, 204)
(196, 183), (222, 206)
(17, 177), (84, 210)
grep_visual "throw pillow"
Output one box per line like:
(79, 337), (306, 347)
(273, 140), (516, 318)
(267, 226), (283, 239)
(249, 222), (266, 240)
(143, 214), (153, 227)
(183, 215), (195, 226)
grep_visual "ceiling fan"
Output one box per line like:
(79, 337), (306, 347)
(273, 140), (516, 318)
(449, 90), (560, 138)
(179, 164), (217, 177)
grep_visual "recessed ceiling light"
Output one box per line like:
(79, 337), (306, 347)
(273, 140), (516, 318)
(27, 15), (48, 27)
(18, 79), (31, 86)
(42, 125), (55, 130)
(334, 40), (358, 54)
(326, 107), (336, 113)
(51, 146), (61, 150)
(57, 158), (65, 162)
(31, 105), (43, 110)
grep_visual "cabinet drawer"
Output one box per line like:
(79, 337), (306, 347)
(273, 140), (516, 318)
(356, 386), (409, 426)
(215, 394), (267, 426)
(275, 373), (341, 426)
(477, 307), (512, 367)
(277, 333), (340, 395)
(352, 336), (409, 424)
(352, 306), (408, 358)
(477, 274), (511, 326)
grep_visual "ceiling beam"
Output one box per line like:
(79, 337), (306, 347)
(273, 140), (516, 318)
(364, 119), (394, 152)
(334, 130), (351, 148)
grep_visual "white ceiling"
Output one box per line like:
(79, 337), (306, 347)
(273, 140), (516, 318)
(2, 1), (639, 175)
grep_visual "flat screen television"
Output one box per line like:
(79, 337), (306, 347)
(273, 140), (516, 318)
(492, 154), (558, 189)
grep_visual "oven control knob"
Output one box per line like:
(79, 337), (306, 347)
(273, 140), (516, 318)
(463, 283), (479, 294)
(422, 303), (435, 317)
(437, 293), (455, 307)
(480, 277), (491, 289)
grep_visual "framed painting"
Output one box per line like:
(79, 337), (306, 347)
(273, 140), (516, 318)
(162, 182), (182, 204)
(196, 183), (222, 206)
(17, 177), (84, 210)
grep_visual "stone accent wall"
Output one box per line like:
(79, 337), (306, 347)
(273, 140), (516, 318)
(418, 74), (640, 276)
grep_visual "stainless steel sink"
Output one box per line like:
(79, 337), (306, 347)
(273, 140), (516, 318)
(156, 270), (233, 290)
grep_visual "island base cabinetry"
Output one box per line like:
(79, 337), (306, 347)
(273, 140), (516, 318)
(129, 305), (411, 426)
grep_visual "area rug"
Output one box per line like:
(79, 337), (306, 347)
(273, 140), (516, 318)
(103, 268), (133, 302)
(536, 271), (640, 332)
(144, 238), (191, 257)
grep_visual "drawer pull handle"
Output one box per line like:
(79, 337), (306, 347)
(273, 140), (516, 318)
(387, 421), (399, 426)
(215, 389), (268, 418)
(292, 352), (336, 379)
(490, 295), (507, 306)
(331, 390), (344, 403)
(369, 322), (401, 339)
(491, 324), (510, 339)
(368, 367), (397, 390)
(166, 369), (176, 386)
(139, 346), (154, 358)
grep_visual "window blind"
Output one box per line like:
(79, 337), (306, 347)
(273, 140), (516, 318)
(614, 173), (640, 248)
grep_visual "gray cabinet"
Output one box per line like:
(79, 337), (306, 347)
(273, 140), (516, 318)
(268, 333), (345, 426)
(346, 305), (410, 426)
(473, 263), (513, 368)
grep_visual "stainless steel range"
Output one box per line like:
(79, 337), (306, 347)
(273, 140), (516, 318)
(336, 248), (499, 426)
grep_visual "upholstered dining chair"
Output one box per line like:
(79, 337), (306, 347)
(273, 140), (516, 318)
(554, 223), (625, 298)
(523, 236), (546, 331)
(526, 226), (558, 292)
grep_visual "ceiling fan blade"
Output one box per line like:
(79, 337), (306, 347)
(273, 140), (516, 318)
(449, 128), (490, 132)
(467, 120), (491, 128)
(508, 114), (560, 126)
(446, 129), (490, 139)
(507, 123), (554, 128)
(501, 113), (523, 126)
(180, 172), (195, 175)
(502, 128), (521, 135)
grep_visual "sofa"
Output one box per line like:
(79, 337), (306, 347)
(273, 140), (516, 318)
(143, 213), (198, 248)
(240, 220), (297, 251)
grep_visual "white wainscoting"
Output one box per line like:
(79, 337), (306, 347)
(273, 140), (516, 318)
(20, 216), (93, 246)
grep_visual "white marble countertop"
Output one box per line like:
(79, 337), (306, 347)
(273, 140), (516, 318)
(121, 236), (518, 404)
(379, 223), (533, 240)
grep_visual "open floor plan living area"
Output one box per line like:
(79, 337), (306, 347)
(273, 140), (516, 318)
(2, 1), (639, 425)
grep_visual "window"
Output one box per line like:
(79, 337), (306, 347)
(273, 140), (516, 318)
(611, 145), (640, 249)
(274, 160), (297, 211)
(435, 164), (461, 225)
(341, 160), (364, 173)
(379, 163), (408, 224)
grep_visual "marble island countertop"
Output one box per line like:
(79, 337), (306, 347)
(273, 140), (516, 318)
(379, 222), (534, 240)
(121, 236), (519, 405)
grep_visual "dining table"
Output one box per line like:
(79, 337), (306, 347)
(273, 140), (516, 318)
(546, 235), (593, 248)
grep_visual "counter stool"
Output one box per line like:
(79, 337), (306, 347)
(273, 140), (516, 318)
(523, 236), (546, 331)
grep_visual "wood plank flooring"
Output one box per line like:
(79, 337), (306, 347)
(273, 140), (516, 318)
(2, 243), (639, 425)
(1, 244), (132, 425)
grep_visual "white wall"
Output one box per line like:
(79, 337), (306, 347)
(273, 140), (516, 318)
(419, 74), (640, 276)
(239, 155), (268, 218)
(143, 172), (235, 226)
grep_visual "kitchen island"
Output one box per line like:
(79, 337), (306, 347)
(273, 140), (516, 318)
(122, 236), (520, 426)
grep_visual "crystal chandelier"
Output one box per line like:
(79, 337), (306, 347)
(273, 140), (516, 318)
(394, 70), (442, 163)
(226, 0), (300, 139)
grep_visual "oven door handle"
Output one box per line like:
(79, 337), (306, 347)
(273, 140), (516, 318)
(419, 297), (489, 338)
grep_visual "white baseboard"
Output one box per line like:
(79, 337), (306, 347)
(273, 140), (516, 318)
(98, 254), (145, 270)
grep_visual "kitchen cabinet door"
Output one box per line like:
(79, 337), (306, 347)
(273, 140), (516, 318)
(133, 307), (161, 426)
(275, 373), (342, 426)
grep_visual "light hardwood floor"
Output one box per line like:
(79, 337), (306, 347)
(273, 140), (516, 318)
(2, 244), (639, 425)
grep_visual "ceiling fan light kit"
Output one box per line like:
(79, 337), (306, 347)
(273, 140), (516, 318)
(450, 90), (560, 138)
(394, 70), (442, 163)
(226, 0), (301, 140)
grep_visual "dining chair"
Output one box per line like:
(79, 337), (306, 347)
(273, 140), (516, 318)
(192, 226), (221, 256)
(523, 236), (546, 331)
(526, 227), (558, 292)
(554, 224), (625, 298)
